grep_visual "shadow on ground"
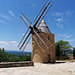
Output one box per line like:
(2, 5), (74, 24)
(44, 61), (65, 64)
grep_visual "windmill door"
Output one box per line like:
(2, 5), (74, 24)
(46, 53), (52, 63)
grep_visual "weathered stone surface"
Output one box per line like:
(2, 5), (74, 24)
(32, 33), (55, 63)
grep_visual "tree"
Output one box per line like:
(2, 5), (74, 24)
(55, 44), (60, 57)
(55, 40), (72, 58)
(73, 48), (75, 57)
(0, 48), (31, 62)
(0, 48), (13, 62)
(0, 48), (8, 62)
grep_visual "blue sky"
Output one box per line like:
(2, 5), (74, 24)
(0, 0), (75, 52)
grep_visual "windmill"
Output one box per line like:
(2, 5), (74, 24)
(17, 0), (55, 63)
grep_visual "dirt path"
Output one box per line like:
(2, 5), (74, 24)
(0, 61), (75, 75)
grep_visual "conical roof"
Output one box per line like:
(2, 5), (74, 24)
(37, 19), (51, 33)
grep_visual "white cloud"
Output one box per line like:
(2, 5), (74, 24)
(58, 33), (67, 37)
(0, 41), (9, 45)
(55, 17), (68, 29)
(0, 13), (11, 20)
(58, 33), (72, 39)
(1, 44), (18, 51)
(62, 34), (67, 37)
(51, 12), (62, 17)
(22, 33), (25, 36)
(55, 18), (63, 22)
(54, 16), (64, 28)
(64, 39), (75, 42)
(0, 20), (5, 23)
(72, 44), (75, 47)
(0, 40), (31, 51)
(52, 10), (72, 29)
(0, 41), (18, 50)
(13, 43), (18, 46)
(65, 35), (72, 38)
(10, 41), (17, 44)
(52, 11), (73, 17)
(59, 24), (63, 28)
(66, 10), (73, 16)
(56, 23), (63, 29)
(8, 10), (15, 17)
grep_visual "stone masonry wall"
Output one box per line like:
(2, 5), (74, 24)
(32, 33), (55, 63)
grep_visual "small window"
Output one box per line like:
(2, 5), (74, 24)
(48, 35), (50, 40)
(39, 29), (41, 31)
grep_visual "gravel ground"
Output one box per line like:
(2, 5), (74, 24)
(0, 61), (75, 75)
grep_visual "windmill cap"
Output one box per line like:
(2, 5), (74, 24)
(37, 19), (51, 33)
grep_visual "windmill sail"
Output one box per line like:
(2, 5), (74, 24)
(33, 1), (51, 27)
(33, 0), (48, 23)
(21, 12), (32, 28)
(21, 12), (32, 24)
(18, 0), (53, 51)
(17, 28), (29, 48)
(32, 36), (44, 52)
(42, 3), (52, 19)
(19, 31), (31, 50)
(33, 29), (48, 48)
(22, 35), (32, 51)
(20, 16), (29, 28)
(38, 3), (52, 26)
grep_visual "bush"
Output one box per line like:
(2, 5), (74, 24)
(0, 48), (31, 62)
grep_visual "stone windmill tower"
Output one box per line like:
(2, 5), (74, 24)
(32, 19), (55, 63)
(17, 0), (55, 63)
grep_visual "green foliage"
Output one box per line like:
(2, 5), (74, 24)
(73, 48), (75, 57)
(0, 48), (8, 62)
(55, 40), (72, 59)
(55, 44), (60, 57)
(0, 48), (31, 62)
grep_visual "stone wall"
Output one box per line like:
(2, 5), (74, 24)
(0, 61), (34, 68)
(68, 54), (73, 60)
(32, 33), (55, 63)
